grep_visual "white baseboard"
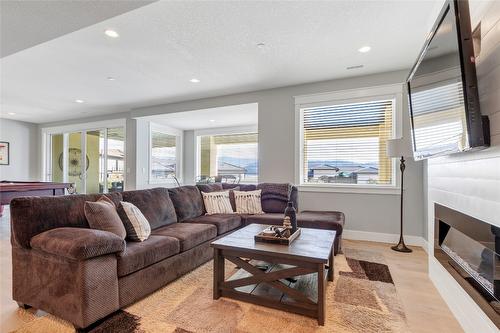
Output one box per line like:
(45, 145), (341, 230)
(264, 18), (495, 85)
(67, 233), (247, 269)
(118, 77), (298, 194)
(342, 229), (428, 251)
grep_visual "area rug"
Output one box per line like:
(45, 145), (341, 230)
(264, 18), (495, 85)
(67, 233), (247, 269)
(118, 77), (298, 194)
(11, 247), (408, 333)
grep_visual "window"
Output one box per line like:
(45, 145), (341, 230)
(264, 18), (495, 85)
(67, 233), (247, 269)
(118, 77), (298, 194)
(196, 131), (258, 184)
(299, 99), (395, 187)
(150, 128), (179, 183)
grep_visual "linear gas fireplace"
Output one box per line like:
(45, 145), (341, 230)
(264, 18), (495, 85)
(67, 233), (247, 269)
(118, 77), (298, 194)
(435, 204), (500, 327)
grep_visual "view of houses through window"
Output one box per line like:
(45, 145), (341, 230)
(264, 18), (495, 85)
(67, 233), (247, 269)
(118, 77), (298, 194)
(301, 99), (394, 186)
(197, 132), (258, 183)
(150, 130), (177, 182)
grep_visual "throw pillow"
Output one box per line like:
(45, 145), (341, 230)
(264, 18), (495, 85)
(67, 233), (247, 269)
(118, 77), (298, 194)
(118, 201), (151, 241)
(202, 191), (234, 215)
(234, 189), (264, 214)
(84, 196), (126, 239)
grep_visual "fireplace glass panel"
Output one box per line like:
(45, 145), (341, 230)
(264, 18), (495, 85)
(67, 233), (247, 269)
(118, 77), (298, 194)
(440, 224), (499, 299)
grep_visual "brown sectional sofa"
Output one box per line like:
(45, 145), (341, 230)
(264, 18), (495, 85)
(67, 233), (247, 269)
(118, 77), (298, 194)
(10, 183), (344, 330)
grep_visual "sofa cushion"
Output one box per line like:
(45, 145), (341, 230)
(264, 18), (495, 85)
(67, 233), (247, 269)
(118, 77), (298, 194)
(10, 192), (123, 249)
(152, 223), (217, 251)
(243, 213), (283, 225)
(184, 214), (242, 235)
(244, 211), (344, 235)
(201, 191), (234, 215)
(168, 186), (204, 221)
(196, 183), (223, 193)
(257, 183), (292, 213)
(222, 183), (256, 191)
(118, 201), (151, 242)
(121, 188), (177, 229)
(117, 235), (180, 277)
(297, 211), (345, 235)
(84, 196), (127, 239)
(30, 227), (126, 260)
(234, 190), (264, 214)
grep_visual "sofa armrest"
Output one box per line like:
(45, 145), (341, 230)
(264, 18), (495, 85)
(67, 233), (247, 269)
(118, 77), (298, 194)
(30, 227), (125, 260)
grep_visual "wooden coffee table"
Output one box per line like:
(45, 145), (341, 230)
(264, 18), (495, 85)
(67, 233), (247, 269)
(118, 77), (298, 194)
(211, 223), (336, 325)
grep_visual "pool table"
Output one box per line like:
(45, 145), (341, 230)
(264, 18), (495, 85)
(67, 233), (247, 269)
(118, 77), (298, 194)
(0, 181), (73, 216)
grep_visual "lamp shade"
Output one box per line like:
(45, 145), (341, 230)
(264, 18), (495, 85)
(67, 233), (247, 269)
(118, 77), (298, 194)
(386, 137), (413, 158)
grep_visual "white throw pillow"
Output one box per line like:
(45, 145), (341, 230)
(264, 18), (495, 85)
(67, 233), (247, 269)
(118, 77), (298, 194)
(118, 201), (151, 241)
(233, 189), (264, 214)
(202, 191), (234, 214)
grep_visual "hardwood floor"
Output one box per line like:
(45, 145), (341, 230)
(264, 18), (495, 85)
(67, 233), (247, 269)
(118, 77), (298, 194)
(0, 208), (463, 332)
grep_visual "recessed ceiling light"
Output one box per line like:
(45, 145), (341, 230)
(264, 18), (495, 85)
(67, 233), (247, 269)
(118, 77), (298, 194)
(107, 77), (116, 81)
(346, 65), (364, 70)
(104, 29), (119, 38)
(190, 78), (200, 83)
(7, 112), (16, 115)
(257, 42), (266, 49)
(358, 46), (371, 53)
(209, 119), (215, 122)
(75, 99), (85, 103)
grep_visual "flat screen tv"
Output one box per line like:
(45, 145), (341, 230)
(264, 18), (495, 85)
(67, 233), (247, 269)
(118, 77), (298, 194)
(407, 0), (489, 160)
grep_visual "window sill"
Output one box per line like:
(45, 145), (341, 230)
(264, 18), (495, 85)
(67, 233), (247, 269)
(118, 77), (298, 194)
(297, 184), (401, 195)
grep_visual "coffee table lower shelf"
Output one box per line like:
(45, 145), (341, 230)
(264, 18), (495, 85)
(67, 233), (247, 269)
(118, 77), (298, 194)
(213, 248), (333, 325)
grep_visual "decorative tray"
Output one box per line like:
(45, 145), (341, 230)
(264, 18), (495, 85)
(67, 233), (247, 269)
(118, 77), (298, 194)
(254, 227), (301, 245)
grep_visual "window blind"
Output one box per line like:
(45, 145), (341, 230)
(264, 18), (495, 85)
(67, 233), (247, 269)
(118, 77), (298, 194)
(302, 99), (394, 185)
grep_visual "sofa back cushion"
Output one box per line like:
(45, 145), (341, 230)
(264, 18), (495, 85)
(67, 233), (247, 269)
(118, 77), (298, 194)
(168, 186), (204, 221)
(222, 183), (256, 191)
(122, 188), (177, 230)
(196, 183), (223, 193)
(10, 192), (122, 249)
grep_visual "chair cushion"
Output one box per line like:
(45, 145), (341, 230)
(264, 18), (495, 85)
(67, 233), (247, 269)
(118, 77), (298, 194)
(168, 186), (204, 222)
(121, 188), (177, 229)
(151, 223), (217, 251)
(84, 196), (126, 239)
(117, 235), (180, 277)
(184, 214), (242, 235)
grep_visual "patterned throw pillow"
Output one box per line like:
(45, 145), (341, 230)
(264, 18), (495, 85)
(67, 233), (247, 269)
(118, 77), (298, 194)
(201, 191), (234, 215)
(84, 196), (126, 239)
(233, 189), (264, 214)
(118, 201), (151, 242)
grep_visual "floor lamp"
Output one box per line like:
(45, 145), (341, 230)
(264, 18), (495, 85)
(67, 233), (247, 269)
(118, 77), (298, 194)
(386, 137), (413, 253)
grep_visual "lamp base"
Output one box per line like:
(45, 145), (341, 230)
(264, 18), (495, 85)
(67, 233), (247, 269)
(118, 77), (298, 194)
(391, 238), (412, 253)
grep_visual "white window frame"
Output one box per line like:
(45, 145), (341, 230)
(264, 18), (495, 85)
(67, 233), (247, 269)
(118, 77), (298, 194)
(148, 122), (183, 185)
(294, 84), (403, 195)
(40, 119), (127, 193)
(194, 125), (259, 184)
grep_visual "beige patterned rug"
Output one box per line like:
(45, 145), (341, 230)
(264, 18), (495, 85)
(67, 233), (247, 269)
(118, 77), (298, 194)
(12, 247), (408, 333)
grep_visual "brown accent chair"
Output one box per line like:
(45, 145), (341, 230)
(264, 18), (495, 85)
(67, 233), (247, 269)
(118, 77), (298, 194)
(10, 184), (344, 331)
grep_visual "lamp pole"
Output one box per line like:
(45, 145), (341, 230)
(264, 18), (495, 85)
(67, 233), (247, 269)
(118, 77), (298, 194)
(391, 156), (412, 253)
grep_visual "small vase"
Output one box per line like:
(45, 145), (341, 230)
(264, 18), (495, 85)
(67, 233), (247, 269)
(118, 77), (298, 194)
(284, 201), (297, 233)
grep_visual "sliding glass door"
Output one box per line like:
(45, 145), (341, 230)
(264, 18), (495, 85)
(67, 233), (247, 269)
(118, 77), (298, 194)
(46, 127), (125, 194)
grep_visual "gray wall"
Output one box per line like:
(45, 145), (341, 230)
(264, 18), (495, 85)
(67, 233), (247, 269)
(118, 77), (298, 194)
(0, 119), (39, 180)
(133, 70), (425, 237)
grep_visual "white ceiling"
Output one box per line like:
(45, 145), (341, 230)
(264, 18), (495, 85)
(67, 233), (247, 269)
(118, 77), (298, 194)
(0, 0), (156, 58)
(0, 0), (443, 124)
(142, 103), (258, 130)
